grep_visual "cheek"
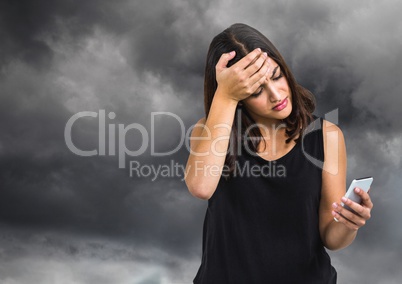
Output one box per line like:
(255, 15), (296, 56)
(246, 98), (265, 110)
(280, 81), (290, 92)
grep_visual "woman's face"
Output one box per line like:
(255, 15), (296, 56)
(242, 58), (292, 124)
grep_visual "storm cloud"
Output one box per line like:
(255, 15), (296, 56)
(0, 0), (401, 283)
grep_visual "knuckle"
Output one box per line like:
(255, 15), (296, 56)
(254, 58), (263, 67)
(347, 222), (358, 231)
(251, 62), (260, 70)
(233, 66), (241, 73)
(258, 66), (266, 75)
(238, 74), (246, 83)
(243, 57), (252, 65)
(245, 87), (253, 95)
(239, 82), (248, 91)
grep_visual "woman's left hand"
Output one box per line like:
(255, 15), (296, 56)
(331, 187), (374, 231)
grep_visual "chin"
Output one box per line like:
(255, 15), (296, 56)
(272, 106), (292, 121)
(245, 105), (292, 122)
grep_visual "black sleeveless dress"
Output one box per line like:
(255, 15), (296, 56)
(193, 118), (337, 284)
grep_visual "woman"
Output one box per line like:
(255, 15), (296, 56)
(185, 23), (373, 283)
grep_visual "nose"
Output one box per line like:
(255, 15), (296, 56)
(266, 84), (282, 103)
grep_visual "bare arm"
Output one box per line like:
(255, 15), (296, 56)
(319, 120), (374, 250)
(185, 48), (272, 200)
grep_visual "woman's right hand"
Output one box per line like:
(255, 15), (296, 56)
(215, 48), (272, 102)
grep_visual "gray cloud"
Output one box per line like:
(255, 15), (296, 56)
(0, 226), (201, 283)
(0, 0), (401, 283)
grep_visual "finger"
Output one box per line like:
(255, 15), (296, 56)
(234, 48), (262, 69)
(249, 57), (272, 86)
(244, 52), (268, 77)
(333, 201), (368, 227)
(216, 51), (236, 70)
(332, 210), (359, 231)
(341, 197), (367, 217)
(355, 187), (374, 209)
(247, 59), (271, 94)
(333, 202), (357, 221)
(338, 204), (370, 227)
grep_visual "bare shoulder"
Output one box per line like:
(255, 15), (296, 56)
(322, 119), (345, 146)
(322, 119), (344, 133)
(321, 119), (347, 176)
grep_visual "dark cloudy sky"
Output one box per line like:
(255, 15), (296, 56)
(1, 0), (401, 283)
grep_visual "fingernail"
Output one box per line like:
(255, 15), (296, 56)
(263, 52), (267, 57)
(355, 187), (360, 193)
(341, 197), (347, 202)
(229, 51), (235, 56)
(332, 202), (338, 209)
(257, 48), (261, 52)
(331, 211), (337, 217)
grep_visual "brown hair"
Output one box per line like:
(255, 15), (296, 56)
(204, 23), (315, 178)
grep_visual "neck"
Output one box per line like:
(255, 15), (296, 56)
(254, 119), (287, 139)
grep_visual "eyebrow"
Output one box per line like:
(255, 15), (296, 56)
(270, 66), (279, 79)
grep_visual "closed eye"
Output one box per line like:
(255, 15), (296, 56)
(251, 87), (263, 97)
(273, 71), (283, 81)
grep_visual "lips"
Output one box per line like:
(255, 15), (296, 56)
(272, 97), (288, 111)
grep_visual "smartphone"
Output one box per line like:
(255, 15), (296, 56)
(341, 177), (373, 212)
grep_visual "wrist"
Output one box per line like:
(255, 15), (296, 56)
(214, 87), (240, 107)
(323, 220), (358, 250)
